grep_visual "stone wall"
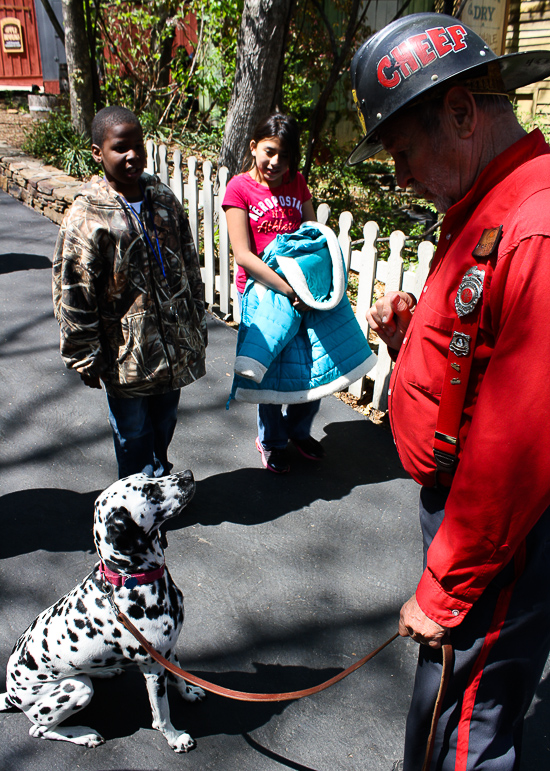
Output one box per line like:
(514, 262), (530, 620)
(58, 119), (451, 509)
(0, 146), (82, 225)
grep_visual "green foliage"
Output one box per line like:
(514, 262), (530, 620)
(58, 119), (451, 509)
(307, 145), (436, 262)
(190, 0), (242, 122)
(97, 0), (242, 131)
(22, 110), (99, 179)
(513, 102), (550, 143)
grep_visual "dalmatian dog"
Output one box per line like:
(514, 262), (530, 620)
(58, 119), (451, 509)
(0, 471), (204, 752)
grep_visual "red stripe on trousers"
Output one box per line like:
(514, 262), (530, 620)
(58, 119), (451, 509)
(454, 543), (527, 771)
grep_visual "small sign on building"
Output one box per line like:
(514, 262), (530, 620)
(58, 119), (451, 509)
(461, 0), (510, 55)
(1, 17), (25, 54)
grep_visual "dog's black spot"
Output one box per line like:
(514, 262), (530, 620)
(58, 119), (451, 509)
(112, 628), (121, 638)
(146, 605), (162, 620)
(39, 706), (51, 715)
(63, 683), (76, 693)
(68, 630), (79, 643)
(76, 599), (87, 615)
(128, 604), (145, 620)
(93, 617), (104, 627)
(57, 695), (71, 704)
(37, 674), (48, 681)
(74, 619), (85, 629)
(71, 646), (78, 652)
(42, 638), (49, 652)
(19, 651), (39, 671)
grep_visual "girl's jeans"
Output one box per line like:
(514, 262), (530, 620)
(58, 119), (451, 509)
(257, 401), (320, 450)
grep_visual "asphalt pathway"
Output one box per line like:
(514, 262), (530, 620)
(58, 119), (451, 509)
(1, 189), (548, 771)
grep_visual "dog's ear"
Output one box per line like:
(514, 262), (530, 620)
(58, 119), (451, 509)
(105, 506), (148, 555)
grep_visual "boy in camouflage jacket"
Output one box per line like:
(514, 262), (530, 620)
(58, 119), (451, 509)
(53, 106), (207, 478)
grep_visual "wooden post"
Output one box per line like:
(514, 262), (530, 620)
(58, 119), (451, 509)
(170, 147), (184, 204)
(185, 156), (199, 257)
(202, 160), (215, 307)
(217, 166), (231, 316)
(372, 230), (405, 412)
(349, 221), (379, 398)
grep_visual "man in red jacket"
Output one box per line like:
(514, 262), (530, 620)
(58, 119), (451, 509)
(349, 13), (550, 771)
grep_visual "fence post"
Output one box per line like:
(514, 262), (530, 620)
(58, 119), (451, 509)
(158, 144), (169, 186)
(170, 147), (184, 204)
(184, 156), (199, 257)
(349, 220), (379, 398)
(372, 230), (405, 412)
(338, 211), (353, 272)
(411, 240), (434, 301)
(146, 139), (156, 174)
(217, 166), (231, 316)
(202, 160), (215, 307)
(316, 203), (331, 225)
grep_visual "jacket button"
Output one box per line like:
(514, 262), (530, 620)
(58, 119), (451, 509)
(451, 609), (460, 616)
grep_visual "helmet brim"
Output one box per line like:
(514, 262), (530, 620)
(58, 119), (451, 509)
(347, 49), (550, 166)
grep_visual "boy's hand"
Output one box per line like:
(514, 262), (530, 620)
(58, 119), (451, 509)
(80, 373), (102, 389)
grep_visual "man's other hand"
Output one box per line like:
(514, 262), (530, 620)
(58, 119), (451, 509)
(366, 291), (415, 351)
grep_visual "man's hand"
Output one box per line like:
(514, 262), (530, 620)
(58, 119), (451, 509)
(80, 373), (102, 389)
(366, 291), (416, 351)
(399, 595), (449, 648)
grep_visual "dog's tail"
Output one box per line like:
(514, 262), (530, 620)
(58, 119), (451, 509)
(0, 692), (16, 711)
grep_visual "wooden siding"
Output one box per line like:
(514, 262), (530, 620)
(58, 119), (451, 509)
(0, 0), (43, 88)
(506, 0), (550, 119)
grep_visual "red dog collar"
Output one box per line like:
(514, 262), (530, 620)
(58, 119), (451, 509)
(100, 561), (165, 588)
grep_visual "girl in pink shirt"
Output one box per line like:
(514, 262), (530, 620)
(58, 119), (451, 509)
(222, 113), (324, 474)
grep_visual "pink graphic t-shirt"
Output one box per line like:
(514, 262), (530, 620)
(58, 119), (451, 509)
(222, 170), (312, 293)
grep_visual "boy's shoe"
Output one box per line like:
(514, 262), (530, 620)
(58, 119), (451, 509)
(292, 436), (325, 461)
(255, 437), (290, 474)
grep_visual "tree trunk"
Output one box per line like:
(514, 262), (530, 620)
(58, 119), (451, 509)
(60, 0), (94, 137)
(219, 0), (294, 177)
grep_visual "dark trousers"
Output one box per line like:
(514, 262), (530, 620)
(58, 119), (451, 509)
(404, 487), (550, 771)
(106, 390), (180, 479)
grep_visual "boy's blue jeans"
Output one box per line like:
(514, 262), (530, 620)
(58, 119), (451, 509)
(106, 390), (180, 479)
(257, 401), (320, 450)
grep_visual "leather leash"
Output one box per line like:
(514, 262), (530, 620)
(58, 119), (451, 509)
(115, 604), (452, 767)
(115, 606), (398, 702)
(422, 642), (453, 771)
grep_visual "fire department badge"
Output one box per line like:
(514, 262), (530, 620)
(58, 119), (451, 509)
(455, 266), (485, 318)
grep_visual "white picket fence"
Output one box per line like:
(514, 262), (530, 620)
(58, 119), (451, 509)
(146, 140), (435, 410)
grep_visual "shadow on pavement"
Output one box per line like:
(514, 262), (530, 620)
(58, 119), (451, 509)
(0, 253), (52, 274)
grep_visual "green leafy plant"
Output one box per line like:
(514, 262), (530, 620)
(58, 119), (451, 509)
(22, 109), (99, 179)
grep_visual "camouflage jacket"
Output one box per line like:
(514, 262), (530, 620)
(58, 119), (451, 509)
(52, 173), (207, 398)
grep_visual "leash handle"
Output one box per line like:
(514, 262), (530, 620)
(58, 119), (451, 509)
(117, 609), (398, 702)
(422, 642), (454, 771)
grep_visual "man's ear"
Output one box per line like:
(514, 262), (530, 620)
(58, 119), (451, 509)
(91, 143), (103, 164)
(444, 86), (477, 139)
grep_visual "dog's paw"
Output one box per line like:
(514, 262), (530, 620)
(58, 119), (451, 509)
(170, 730), (196, 753)
(181, 684), (205, 702)
(29, 723), (105, 747)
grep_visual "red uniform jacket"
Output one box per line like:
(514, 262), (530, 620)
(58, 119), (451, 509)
(389, 130), (550, 627)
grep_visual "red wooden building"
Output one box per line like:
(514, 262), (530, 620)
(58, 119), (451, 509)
(1, 0), (65, 92)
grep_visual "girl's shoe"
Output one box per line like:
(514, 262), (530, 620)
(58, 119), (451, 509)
(292, 436), (325, 460)
(255, 437), (290, 473)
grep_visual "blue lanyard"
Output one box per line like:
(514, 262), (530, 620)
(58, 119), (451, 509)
(123, 194), (166, 279)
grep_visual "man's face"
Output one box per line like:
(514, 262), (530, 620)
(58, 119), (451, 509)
(378, 109), (462, 213)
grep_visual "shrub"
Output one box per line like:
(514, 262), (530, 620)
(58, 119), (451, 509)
(22, 110), (99, 179)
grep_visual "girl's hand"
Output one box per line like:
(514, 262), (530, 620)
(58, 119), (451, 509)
(291, 293), (312, 312)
